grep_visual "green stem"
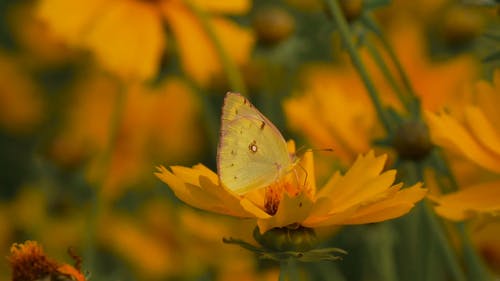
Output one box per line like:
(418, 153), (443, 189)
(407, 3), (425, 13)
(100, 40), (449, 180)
(279, 259), (300, 281)
(323, 0), (393, 133)
(363, 15), (419, 112)
(279, 260), (288, 281)
(189, 82), (219, 161)
(423, 202), (467, 281)
(186, 1), (247, 95)
(429, 151), (491, 280)
(85, 83), (127, 274)
(364, 39), (411, 110)
(457, 223), (491, 281)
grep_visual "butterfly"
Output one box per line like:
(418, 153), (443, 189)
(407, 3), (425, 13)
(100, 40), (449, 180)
(217, 92), (296, 195)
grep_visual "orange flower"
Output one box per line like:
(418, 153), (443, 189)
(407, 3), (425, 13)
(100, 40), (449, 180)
(426, 70), (500, 173)
(38, 0), (254, 82)
(0, 53), (44, 134)
(156, 145), (426, 233)
(8, 241), (86, 281)
(284, 22), (478, 165)
(430, 180), (500, 221)
(426, 70), (500, 221)
(49, 73), (202, 200)
(284, 64), (377, 165)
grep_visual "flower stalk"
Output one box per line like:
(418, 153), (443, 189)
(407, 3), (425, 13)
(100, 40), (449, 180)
(85, 82), (127, 274)
(363, 39), (412, 111)
(362, 15), (419, 111)
(323, 0), (393, 133)
(324, 1), (492, 280)
(186, 0), (247, 95)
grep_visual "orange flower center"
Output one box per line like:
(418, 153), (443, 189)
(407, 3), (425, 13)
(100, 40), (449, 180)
(264, 176), (300, 215)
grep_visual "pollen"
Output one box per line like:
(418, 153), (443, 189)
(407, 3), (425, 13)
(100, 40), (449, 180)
(264, 179), (295, 215)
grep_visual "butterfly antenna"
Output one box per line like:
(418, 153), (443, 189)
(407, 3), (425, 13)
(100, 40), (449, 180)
(296, 146), (334, 158)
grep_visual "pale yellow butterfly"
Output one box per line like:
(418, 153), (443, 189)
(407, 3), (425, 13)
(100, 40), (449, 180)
(217, 92), (296, 195)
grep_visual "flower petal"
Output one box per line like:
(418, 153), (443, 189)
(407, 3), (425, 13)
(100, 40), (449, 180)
(257, 192), (314, 233)
(37, 0), (109, 43)
(302, 203), (359, 228)
(190, 0), (251, 14)
(155, 165), (253, 217)
(240, 198), (271, 219)
(162, 3), (253, 86)
(431, 180), (500, 221)
(83, 1), (164, 79)
(426, 111), (500, 173)
(465, 106), (500, 156)
(342, 183), (426, 224)
(317, 152), (393, 212)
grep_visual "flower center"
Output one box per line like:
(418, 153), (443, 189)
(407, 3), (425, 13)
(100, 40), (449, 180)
(264, 178), (298, 215)
(264, 184), (283, 215)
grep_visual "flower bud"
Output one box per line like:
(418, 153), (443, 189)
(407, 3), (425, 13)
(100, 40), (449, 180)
(393, 120), (433, 161)
(340, 0), (364, 22)
(442, 6), (484, 45)
(253, 7), (295, 45)
(253, 225), (318, 252)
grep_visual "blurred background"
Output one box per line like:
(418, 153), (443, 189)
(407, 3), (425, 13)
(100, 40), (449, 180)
(0, 0), (499, 280)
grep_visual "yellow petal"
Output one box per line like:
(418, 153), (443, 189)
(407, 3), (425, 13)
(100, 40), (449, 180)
(464, 106), (500, 156)
(342, 183), (426, 224)
(426, 111), (500, 173)
(211, 17), (254, 69)
(296, 150), (316, 197)
(37, 0), (109, 43)
(240, 198), (271, 219)
(163, 3), (254, 86)
(155, 165), (253, 217)
(432, 180), (500, 221)
(189, 0), (251, 14)
(257, 192), (314, 233)
(302, 204), (359, 228)
(317, 152), (393, 211)
(83, 1), (164, 79)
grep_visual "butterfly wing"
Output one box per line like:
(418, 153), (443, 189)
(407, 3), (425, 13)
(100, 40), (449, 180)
(217, 93), (293, 194)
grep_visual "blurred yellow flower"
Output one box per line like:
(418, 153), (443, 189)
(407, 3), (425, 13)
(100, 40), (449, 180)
(8, 240), (86, 281)
(49, 73), (202, 200)
(37, 0), (254, 82)
(426, 70), (500, 221)
(99, 199), (258, 280)
(473, 222), (500, 275)
(430, 180), (500, 221)
(284, 64), (377, 166)
(0, 53), (44, 134)
(156, 144), (426, 233)
(284, 22), (478, 165)
(426, 70), (500, 174)
(6, 2), (74, 66)
(385, 22), (479, 112)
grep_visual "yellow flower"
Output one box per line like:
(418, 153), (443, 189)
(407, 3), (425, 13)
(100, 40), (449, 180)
(426, 70), (500, 174)
(472, 222), (500, 275)
(99, 199), (258, 279)
(49, 72), (202, 200)
(156, 144), (426, 233)
(0, 53), (44, 134)
(384, 22), (479, 112)
(8, 240), (86, 281)
(284, 22), (478, 165)
(429, 180), (500, 221)
(38, 0), (254, 82)
(426, 70), (500, 221)
(284, 64), (378, 166)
